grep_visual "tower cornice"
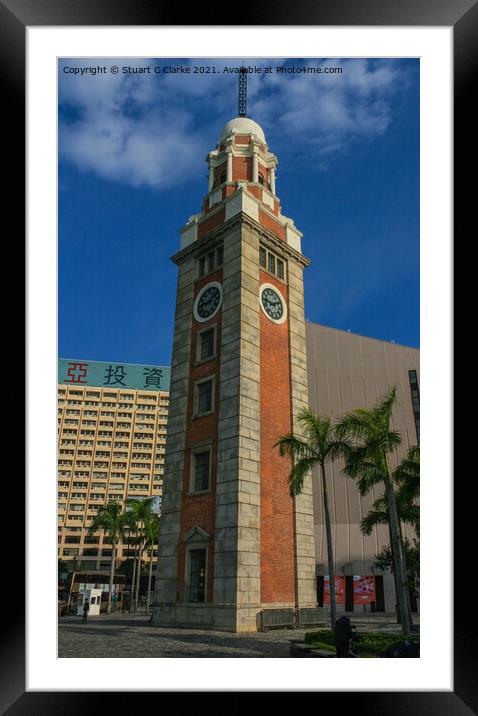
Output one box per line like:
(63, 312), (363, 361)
(171, 211), (311, 269)
(180, 184), (301, 252)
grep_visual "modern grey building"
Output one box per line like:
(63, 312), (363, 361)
(306, 322), (420, 613)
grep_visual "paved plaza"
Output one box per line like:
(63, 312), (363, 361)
(58, 613), (418, 658)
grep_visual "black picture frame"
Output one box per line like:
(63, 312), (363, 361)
(5, 0), (465, 711)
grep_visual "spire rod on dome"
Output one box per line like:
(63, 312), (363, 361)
(238, 66), (247, 118)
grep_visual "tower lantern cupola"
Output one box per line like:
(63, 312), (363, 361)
(179, 114), (302, 256)
(207, 116), (278, 198)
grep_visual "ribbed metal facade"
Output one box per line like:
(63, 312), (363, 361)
(305, 322), (419, 610)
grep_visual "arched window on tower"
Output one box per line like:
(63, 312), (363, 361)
(258, 172), (264, 185)
(220, 171), (227, 184)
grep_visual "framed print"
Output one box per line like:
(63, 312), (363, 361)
(3, 0), (467, 710)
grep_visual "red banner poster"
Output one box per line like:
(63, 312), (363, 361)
(324, 576), (345, 605)
(353, 575), (376, 604)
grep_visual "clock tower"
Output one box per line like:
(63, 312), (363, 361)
(152, 113), (317, 632)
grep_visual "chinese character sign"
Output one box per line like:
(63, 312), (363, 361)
(58, 359), (171, 391)
(64, 362), (89, 384)
(143, 368), (163, 389)
(353, 576), (376, 605)
(103, 364), (128, 386)
(324, 576), (345, 605)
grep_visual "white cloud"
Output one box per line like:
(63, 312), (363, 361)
(250, 59), (402, 161)
(61, 107), (203, 188)
(59, 58), (408, 189)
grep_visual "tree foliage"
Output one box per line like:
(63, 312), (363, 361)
(360, 446), (420, 536)
(275, 409), (344, 497)
(335, 386), (412, 634)
(374, 538), (420, 599)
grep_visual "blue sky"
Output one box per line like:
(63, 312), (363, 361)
(59, 57), (419, 365)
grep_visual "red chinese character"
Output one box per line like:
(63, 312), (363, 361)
(65, 362), (89, 383)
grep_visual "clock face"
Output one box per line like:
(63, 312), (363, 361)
(260, 284), (287, 324)
(193, 282), (222, 322)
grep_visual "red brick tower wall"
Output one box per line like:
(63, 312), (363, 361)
(232, 156), (252, 181)
(259, 270), (296, 604)
(177, 267), (222, 603)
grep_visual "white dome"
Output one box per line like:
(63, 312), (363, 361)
(219, 117), (266, 143)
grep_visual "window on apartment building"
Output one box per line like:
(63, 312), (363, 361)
(188, 548), (207, 602)
(195, 378), (214, 416)
(190, 447), (212, 493)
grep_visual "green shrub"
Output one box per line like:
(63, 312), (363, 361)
(308, 641), (336, 652)
(304, 629), (420, 656)
(304, 630), (335, 646)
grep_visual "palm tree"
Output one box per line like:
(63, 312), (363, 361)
(125, 497), (154, 612)
(335, 386), (412, 635)
(360, 446), (420, 625)
(122, 528), (135, 612)
(360, 447), (420, 537)
(88, 501), (129, 614)
(394, 446), (420, 537)
(144, 513), (161, 614)
(275, 409), (344, 630)
(125, 526), (138, 613)
(360, 491), (420, 538)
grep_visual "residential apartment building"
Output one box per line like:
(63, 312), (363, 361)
(57, 359), (170, 571)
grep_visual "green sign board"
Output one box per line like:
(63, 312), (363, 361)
(58, 359), (171, 392)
